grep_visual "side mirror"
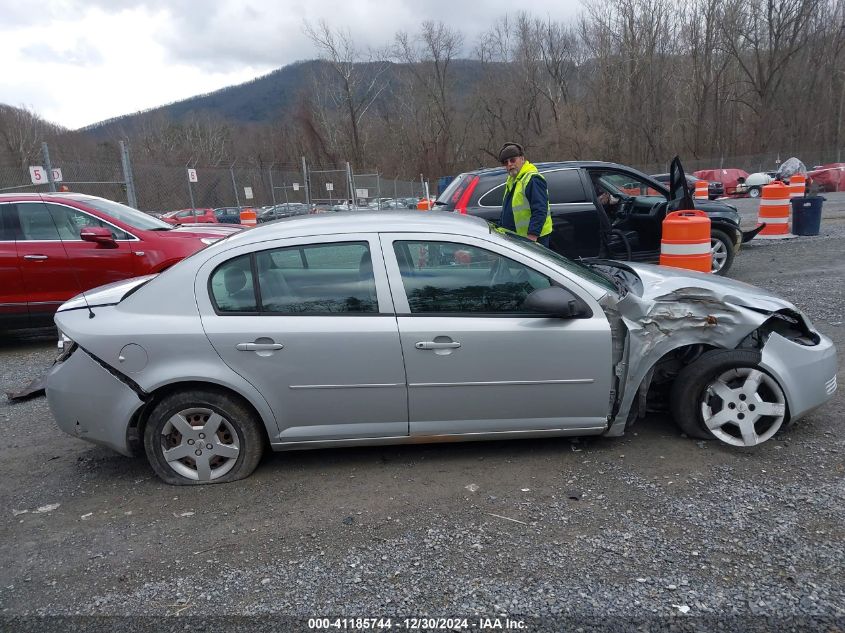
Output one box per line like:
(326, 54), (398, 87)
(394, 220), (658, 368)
(523, 286), (592, 319)
(80, 226), (117, 248)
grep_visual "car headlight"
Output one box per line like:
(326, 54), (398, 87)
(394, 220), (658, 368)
(200, 237), (220, 245)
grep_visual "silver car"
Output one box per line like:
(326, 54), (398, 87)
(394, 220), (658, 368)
(46, 212), (838, 485)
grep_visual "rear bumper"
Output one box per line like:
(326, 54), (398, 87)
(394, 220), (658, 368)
(46, 348), (145, 456)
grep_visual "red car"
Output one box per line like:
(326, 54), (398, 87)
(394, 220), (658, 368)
(160, 207), (219, 225)
(0, 193), (242, 329)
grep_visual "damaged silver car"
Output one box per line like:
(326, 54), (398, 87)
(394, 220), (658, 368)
(45, 212), (837, 485)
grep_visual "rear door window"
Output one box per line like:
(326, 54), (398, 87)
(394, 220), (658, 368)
(544, 169), (589, 203)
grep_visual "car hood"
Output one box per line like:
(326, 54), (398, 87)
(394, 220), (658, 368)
(625, 262), (794, 313)
(57, 275), (158, 312)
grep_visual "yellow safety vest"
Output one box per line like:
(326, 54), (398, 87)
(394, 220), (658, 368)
(504, 161), (553, 238)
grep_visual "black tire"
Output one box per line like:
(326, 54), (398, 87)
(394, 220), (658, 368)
(143, 389), (265, 485)
(670, 349), (788, 445)
(710, 229), (736, 276)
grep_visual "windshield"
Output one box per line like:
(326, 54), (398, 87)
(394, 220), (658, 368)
(491, 225), (618, 293)
(76, 197), (172, 230)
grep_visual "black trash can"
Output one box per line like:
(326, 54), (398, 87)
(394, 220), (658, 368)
(791, 196), (825, 236)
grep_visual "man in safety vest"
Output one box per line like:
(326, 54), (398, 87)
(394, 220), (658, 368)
(498, 142), (553, 247)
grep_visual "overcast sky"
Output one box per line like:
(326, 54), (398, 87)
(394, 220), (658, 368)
(0, 0), (582, 130)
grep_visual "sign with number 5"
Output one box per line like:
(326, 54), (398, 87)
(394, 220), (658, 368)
(29, 166), (47, 184)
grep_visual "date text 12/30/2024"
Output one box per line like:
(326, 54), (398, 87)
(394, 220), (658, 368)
(308, 617), (528, 630)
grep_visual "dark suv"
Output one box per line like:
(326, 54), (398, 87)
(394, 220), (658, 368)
(436, 161), (760, 275)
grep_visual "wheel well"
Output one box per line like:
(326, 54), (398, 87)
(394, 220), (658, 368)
(637, 344), (720, 416)
(127, 381), (271, 455)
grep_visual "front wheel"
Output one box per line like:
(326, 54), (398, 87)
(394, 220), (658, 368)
(143, 389), (265, 485)
(710, 229), (736, 275)
(670, 350), (788, 446)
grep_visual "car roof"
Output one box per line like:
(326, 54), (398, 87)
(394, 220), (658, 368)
(219, 210), (490, 246)
(460, 161), (640, 178)
(0, 192), (111, 203)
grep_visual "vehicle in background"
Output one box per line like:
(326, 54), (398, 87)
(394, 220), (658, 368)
(0, 193), (242, 329)
(743, 172), (778, 198)
(212, 207), (243, 224)
(160, 208), (219, 225)
(651, 173), (725, 200)
(807, 163), (845, 193)
(692, 169), (750, 197)
(258, 203), (309, 223)
(437, 161), (756, 275)
(45, 212), (837, 484)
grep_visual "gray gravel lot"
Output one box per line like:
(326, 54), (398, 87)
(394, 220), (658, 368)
(1, 194), (844, 632)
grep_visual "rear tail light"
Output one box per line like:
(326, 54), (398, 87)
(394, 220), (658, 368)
(454, 176), (480, 214)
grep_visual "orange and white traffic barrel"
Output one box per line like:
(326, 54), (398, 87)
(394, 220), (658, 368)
(239, 207), (257, 226)
(659, 210), (712, 273)
(757, 182), (791, 237)
(694, 180), (709, 200)
(416, 198), (433, 210)
(788, 174), (806, 199)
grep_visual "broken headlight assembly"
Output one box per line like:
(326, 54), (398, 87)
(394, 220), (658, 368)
(56, 331), (78, 363)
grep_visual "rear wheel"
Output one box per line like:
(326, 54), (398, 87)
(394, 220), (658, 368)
(144, 389), (264, 485)
(671, 350), (787, 446)
(748, 186), (761, 198)
(710, 229), (735, 275)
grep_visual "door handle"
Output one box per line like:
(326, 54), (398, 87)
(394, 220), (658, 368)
(415, 341), (461, 350)
(23, 254), (48, 260)
(236, 342), (284, 351)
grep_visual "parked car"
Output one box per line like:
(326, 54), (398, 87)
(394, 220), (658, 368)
(212, 207), (243, 224)
(436, 161), (759, 275)
(45, 212), (837, 484)
(651, 173), (724, 200)
(258, 203), (308, 223)
(0, 193), (241, 329)
(160, 208), (219, 225)
(692, 169), (750, 197)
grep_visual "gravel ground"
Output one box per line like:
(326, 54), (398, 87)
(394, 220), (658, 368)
(1, 194), (844, 632)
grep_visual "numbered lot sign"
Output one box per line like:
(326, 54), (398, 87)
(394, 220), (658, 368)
(325, 183), (334, 191)
(187, 169), (198, 183)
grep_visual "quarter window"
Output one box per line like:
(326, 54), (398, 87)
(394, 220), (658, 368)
(393, 241), (552, 314)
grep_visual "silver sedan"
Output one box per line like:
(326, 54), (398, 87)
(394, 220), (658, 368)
(46, 212), (838, 484)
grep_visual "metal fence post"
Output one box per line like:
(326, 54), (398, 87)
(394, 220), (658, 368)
(186, 161), (196, 210)
(268, 165), (276, 205)
(346, 162), (354, 205)
(119, 140), (138, 208)
(42, 142), (56, 192)
(301, 156), (310, 207)
(229, 162), (241, 208)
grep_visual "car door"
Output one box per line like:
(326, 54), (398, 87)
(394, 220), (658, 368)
(13, 201), (76, 319)
(44, 203), (139, 289)
(196, 235), (408, 443)
(0, 203), (29, 326)
(380, 233), (613, 436)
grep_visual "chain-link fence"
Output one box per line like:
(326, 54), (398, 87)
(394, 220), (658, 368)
(3, 142), (841, 212)
(0, 143), (429, 213)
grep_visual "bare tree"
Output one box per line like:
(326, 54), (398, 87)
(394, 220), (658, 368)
(304, 20), (391, 166)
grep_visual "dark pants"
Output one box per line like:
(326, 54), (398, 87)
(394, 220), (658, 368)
(538, 235), (551, 248)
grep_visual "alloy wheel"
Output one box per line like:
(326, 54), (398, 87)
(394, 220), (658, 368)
(710, 238), (729, 272)
(700, 368), (786, 447)
(159, 407), (240, 481)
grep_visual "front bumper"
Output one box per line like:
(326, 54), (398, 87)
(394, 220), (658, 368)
(760, 332), (838, 423)
(742, 224), (766, 243)
(46, 348), (145, 456)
